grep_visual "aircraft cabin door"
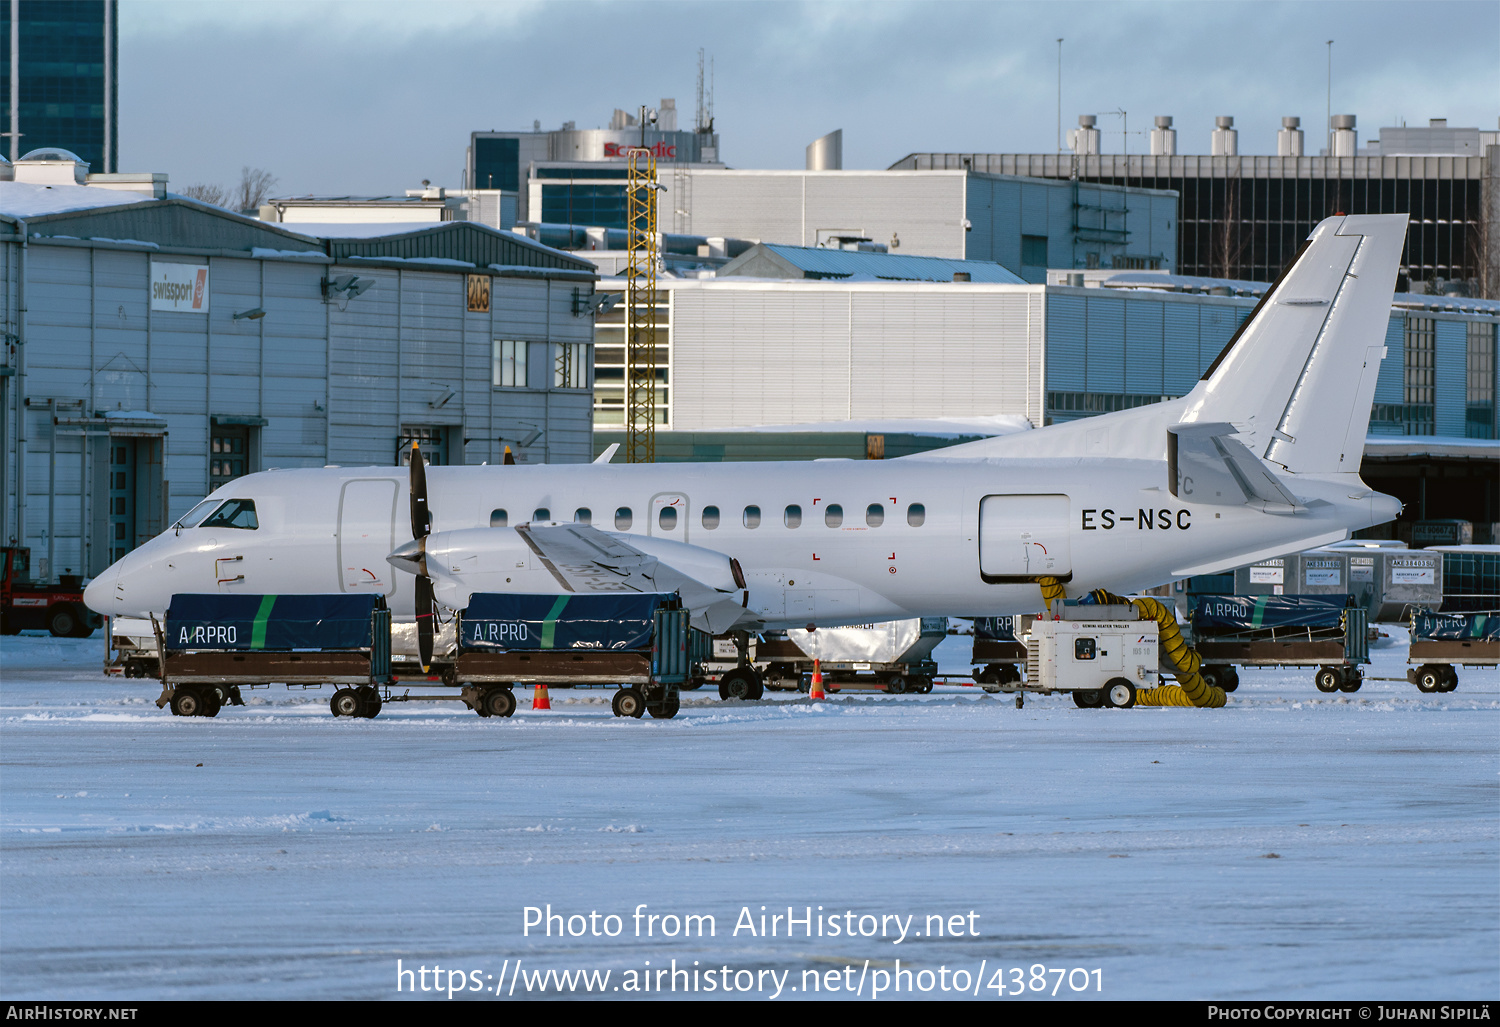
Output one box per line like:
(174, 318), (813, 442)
(979, 494), (1072, 583)
(649, 492), (689, 543)
(337, 479), (399, 596)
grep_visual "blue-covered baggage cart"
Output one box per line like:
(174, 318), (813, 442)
(155, 593), (391, 718)
(448, 592), (701, 719)
(1406, 611), (1499, 692)
(971, 615), (1030, 690)
(1189, 594), (1368, 693)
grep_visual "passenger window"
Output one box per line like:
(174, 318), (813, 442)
(659, 507), (677, 530)
(201, 498), (258, 530)
(1075, 638), (1096, 661)
(784, 504), (802, 528)
(866, 503), (884, 527)
(702, 506), (720, 529)
(615, 507), (632, 530)
(490, 508), (508, 528)
(824, 503), (843, 528)
(533, 508), (550, 522)
(743, 505), (761, 529)
(574, 508), (591, 524)
(907, 503), (926, 527)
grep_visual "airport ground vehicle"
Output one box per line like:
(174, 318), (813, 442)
(972, 615), (1030, 690)
(1015, 605), (1162, 708)
(754, 618), (946, 694)
(1406, 611), (1498, 693)
(450, 592), (704, 719)
(1189, 594), (1368, 692)
(153, 593), (391, 717)
(0, 546), (101, 638)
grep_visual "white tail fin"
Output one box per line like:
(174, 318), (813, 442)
(1182, 213), (1408, 475)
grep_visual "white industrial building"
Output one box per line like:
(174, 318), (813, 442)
(0, 153), (597, 582)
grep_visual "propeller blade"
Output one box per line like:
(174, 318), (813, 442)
(409, 441), (431, 540)
(414, 573), (435, 673)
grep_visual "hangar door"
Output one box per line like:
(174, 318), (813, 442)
(337, 479), (399, 595)
(979, 494), (1072, 583)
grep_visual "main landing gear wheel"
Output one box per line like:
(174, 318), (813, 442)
(612, 687), (646, 719)
(1315, 667), (1342, 693)
(1072, 689), (1103, 708)
(483, 687), (517, 718)
(1101, 678), (1136, 709)
(718, 667), (763, 701)
(330, 687), (363, 718)
(647, 693), (680, 719)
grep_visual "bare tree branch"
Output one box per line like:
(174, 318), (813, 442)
(234, 167), (278, 212)
(179, 182), (229, 207)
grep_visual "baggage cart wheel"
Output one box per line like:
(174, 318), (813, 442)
(330, 687), (363, 718)
(886, 676), (906, 695)
(483, 687), (517, 719)
(915, 678), (933, 694)
(612, 687), (646, 719)
(1221, 667), (1240, 692)
(1415, 665), (1443, 693)
(1337, 670), (1362, 693)
(1102, 678), (1136, 709)
(357, 685), (382, 718)
(200, 689), (222, 718)
(1439, 666), (1458, 692)
(647, 693), (680, 719)
(169, 686), (202, 718)
(718, 667), (763, 701)
(1315, 667), (1342, 693)
(1072, 689), (1103, 709)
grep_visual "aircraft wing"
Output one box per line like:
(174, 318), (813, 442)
(514, 523), (759, 634)
(1168, 422), (1304, 511)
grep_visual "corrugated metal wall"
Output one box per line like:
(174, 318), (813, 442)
(667, 282), (1044, 429)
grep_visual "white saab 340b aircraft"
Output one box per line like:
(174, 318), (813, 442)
(86, 214), (1407, 671)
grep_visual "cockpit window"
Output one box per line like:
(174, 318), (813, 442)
(200, 498), (258, 530)
(175, 499), (221, 529)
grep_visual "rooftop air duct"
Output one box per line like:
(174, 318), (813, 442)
(806, 129), (842, 170)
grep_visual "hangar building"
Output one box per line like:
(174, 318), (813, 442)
(0, 155), (597, 583)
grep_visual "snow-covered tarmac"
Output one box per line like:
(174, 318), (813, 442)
(1, 631), (1495, 1001)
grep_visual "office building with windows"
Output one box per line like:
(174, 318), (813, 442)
(0, 0), (117, 170)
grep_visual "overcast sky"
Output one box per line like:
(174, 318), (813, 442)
(122, 0), (1500, 198)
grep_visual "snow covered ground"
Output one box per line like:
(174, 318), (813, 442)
(1, 629), (1495, 1001)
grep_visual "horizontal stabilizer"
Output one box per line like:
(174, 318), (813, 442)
(1168, 423), (1302, 510)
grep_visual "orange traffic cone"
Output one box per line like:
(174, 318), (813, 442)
(532, 683), (551, 711)
(809, 659), (825, 699)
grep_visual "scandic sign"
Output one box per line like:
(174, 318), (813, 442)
(602, 142), (677, 159)
(150, 261), (209, 313)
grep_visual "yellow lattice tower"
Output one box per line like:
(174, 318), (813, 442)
(625, 148), (659, 463)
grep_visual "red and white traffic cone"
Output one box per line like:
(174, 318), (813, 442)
(532, 683), (551, 711)
(809, 659), (825, 699)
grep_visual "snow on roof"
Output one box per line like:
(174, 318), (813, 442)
(265, 221), (437, 239)
(0, 181), (151, 219)
(758, 243), (1027, 284)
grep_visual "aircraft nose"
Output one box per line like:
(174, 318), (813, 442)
(83, 567), (119, 618)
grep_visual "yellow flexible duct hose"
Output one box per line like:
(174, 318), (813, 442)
(1085, 588), (1226, 708)
(1036, 575), (1069, 613)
